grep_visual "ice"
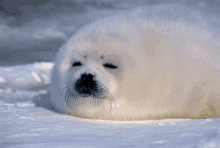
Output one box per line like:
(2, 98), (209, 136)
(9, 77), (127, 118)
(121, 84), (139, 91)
(0, 62), (53, 90)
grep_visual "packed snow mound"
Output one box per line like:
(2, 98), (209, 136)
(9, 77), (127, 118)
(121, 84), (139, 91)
(0, 62), (53, 90)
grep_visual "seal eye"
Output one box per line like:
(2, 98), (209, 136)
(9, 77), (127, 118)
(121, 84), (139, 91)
(72, 62), (82, 67)
(103, 63), (118, 69)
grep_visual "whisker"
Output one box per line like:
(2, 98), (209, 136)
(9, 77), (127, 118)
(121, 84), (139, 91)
(62, 79), (117, 113)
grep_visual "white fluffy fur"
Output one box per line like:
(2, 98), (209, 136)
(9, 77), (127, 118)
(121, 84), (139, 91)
(49, 4), (220, 120)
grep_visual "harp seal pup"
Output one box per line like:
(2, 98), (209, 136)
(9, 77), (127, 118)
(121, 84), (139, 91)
(49, 4), (220, 120)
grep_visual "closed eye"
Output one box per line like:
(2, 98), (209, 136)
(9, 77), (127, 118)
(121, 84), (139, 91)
(103, 63), (118, 69)
(72, 61), (82, 67)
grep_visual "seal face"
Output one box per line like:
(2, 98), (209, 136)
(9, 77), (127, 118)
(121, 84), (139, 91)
(49, 4), (220, 120)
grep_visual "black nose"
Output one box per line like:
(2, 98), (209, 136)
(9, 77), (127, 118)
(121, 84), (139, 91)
(74, 73), (98, 96)
(81, 73), (94, 86)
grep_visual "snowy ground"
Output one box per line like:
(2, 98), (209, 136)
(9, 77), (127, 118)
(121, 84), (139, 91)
(1, 0), (220, 147)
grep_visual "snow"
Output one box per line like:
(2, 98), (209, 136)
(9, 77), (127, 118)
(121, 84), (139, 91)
(1, 0), (220, 147)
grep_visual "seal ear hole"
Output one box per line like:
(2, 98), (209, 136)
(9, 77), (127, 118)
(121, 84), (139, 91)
(103, 63), (118, 69)
(72, 61), (82, 67)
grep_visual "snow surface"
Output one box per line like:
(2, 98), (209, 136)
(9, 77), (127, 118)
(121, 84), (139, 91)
(1, 0), (220, 148)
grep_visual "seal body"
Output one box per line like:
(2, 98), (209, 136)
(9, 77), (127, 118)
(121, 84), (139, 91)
(49, 4), (220, 120)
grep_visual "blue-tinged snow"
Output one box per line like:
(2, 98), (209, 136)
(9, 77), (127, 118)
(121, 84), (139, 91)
(1, 0), (220, 147)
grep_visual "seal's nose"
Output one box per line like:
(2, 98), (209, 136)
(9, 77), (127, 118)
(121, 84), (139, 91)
(74, 73), (97, 96)
(81, 73), (94, 87)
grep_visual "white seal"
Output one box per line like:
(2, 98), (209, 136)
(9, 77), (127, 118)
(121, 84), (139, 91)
(49, 4), (220, 120)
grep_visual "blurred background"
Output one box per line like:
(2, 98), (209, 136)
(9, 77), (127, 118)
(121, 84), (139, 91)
(0, 0), (220, 66)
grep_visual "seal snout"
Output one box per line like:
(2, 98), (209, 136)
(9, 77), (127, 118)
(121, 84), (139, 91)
(74, 73), (98, 97)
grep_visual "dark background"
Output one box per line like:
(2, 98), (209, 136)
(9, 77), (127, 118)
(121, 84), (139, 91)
(0, 0), (219, 66)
